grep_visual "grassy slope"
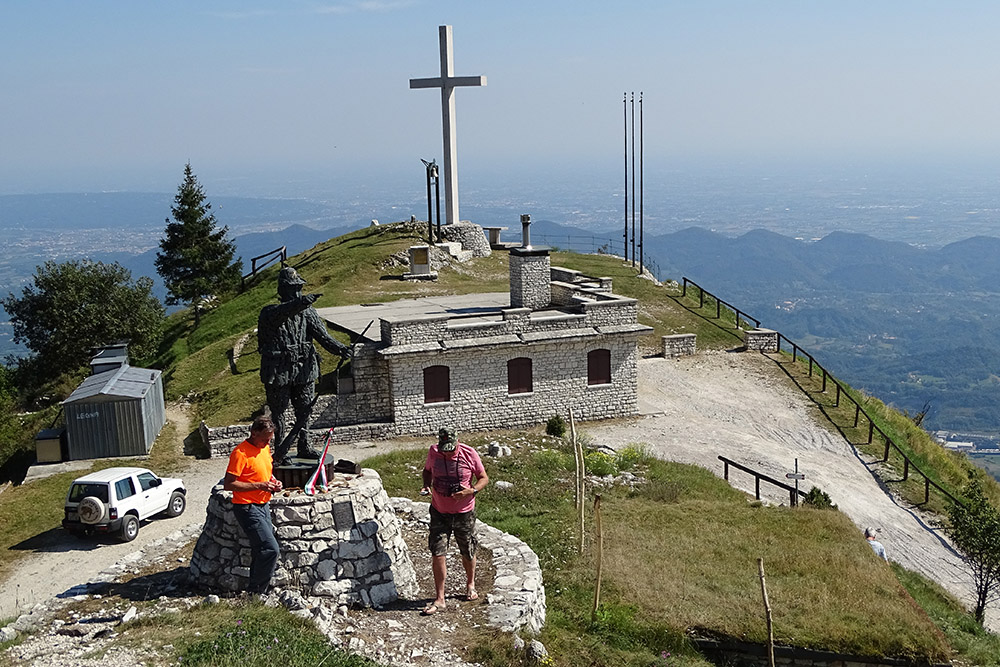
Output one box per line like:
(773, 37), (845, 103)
(367, 435), (951, 665)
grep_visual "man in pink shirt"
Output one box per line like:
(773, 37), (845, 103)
(420, 427), (489, 615)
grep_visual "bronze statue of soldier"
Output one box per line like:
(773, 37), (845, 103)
(258, 267), (348, 465)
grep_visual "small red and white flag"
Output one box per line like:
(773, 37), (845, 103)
(304, 428), (334, 495)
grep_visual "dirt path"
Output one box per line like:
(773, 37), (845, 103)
(587, 351), (996, 632)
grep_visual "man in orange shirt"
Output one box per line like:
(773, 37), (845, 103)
(224, 415), (283, 594)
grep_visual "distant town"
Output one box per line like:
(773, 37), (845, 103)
(935, 431), (1000, 455)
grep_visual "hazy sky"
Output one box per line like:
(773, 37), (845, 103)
(3, 1), (1000, 195)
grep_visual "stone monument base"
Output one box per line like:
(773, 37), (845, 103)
(189, 469), (418, 608)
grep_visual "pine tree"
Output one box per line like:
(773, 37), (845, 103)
(155, 163), (242, 326)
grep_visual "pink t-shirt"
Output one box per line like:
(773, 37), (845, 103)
(424, 442), (486, 515)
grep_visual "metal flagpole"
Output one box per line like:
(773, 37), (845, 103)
(623, 92), (629, 262)
(631, 92), (636, 268)
(639, 92), (644, 275)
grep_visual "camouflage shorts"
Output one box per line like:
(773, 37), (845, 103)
(428, 505), (478, 559)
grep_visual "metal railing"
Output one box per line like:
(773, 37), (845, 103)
(681, 278), (962, 508)
(241, 246), (287, 290)
(719, 456), (806, 506)
(681, 278), (760, 330)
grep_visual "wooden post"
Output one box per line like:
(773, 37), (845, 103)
(854, 403), (860, 428)
(591, 494), (604, 624)
(570, 408), (585, 554)
(758, 558), (775, 667)
(903, 457), (909, 481)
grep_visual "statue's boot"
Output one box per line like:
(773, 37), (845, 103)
(296, 444), (322, 460)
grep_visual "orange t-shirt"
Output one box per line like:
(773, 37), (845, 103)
(226, 440), (273, 505)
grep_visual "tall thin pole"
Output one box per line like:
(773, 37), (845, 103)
(631, 92), (636, 268)
(623, 92), (629, 262)
(425, 163), (434, 243)
(639, 92), (644, 275)
(434, 167), (442, 241)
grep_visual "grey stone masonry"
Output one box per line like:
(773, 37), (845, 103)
(745, 328), (779, 352)
(189, 469), (418, 607)
(509, 247), (551, 310)
(662, 334), (697, 358)
(441, 221), (492, 258)
(390, 497), (546, 635)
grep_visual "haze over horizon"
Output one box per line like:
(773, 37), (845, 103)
(5, 1), (1000, 199)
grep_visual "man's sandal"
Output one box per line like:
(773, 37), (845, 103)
(465, 589), (479, 601)
(421, 602), (445, 615)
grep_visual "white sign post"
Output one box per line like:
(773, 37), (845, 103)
(785, 458), (806, 505)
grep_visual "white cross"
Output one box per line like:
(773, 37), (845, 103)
(410, 25), (486, 227)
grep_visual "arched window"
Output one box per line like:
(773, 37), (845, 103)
(507, 357), (533, 394)
(423, 365), (450, 403)
(587, 349), (611, 385)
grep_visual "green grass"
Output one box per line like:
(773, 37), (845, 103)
(364, 430), (952, 666)
(117, 599), (378, 667)
(893, 564), (1000, 666)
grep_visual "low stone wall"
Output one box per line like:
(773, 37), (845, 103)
(441, 221), (491, 258)
(745, 328), (779, 352)
(201, 421), (400, 458)
(662, 333), (696, 358)
(693, 637), (950, 667)
(189, 469), (418, 608)
(389, 497), (546, 635)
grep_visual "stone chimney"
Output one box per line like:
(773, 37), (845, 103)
(509, 214), (551, 310)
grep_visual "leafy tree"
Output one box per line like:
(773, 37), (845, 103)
(946, 474), (1000, 625)
(155, 163), (242, 326)
(0, 260), (164, 379)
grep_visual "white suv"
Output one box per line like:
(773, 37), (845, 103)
(62, 467), (187, 542)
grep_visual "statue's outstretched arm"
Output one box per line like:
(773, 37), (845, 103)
(307, 308), (350, 357)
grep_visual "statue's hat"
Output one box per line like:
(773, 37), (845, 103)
(278, 266), (307, 288)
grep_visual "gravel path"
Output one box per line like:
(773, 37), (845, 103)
(588, 350), (996, 632)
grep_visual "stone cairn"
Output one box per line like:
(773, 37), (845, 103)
(189, 469), (418, 608)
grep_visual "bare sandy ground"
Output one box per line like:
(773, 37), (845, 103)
(588, 350), (996, 632)
(2, 351), (994, 634)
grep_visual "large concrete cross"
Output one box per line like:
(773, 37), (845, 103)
(410, 25), (486, 227)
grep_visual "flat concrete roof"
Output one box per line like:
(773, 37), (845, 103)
(315, 292), (511, 344)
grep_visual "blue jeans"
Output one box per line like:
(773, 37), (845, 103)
(232, 503), (280, 593)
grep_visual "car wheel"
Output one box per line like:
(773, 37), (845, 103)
(120, 515), (139, 542)
(78, 496), (107, 525)
(166, 491), (186, 517)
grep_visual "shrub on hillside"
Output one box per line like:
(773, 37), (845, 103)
(803, 486), (837, 510)
(546, 414), (567, 438)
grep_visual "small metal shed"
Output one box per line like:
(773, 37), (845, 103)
(62, 364), (166, 460)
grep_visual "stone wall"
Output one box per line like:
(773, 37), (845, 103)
(389, 497), (546, 635)
(745, 328), (779, 352)
(189, 469), (418, 607)
(386, 336), (640, 435)
(662, 333), (697, 358)
(440, 221), (491, 258)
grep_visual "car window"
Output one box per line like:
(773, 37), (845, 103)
(69, 484), (109, 503)
(115, 477), (136, 501)
(137, 472), (158, 491)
